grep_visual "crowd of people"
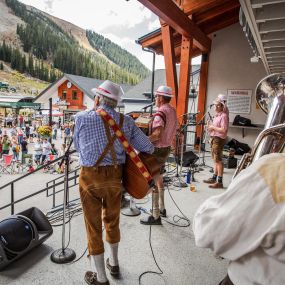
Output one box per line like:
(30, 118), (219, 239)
(0, 114), (74, 173)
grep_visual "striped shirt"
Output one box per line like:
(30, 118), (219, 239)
(152, 103), (178, 148)
(74, 105), (154, 167)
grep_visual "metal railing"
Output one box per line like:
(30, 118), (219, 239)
(46, 166), (80, 208)
(0, 150), (77, 215)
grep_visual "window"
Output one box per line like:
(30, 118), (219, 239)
(72, 90), (78, 100)
(62, 90), (67, 100)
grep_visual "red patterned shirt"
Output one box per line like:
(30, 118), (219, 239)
(152, 103), (178, 148)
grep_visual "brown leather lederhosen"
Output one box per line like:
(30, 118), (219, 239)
(79, 114), (124, 255)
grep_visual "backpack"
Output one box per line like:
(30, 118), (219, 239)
(233, 115), (252, 127)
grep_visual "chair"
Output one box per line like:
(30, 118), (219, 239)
(2, 154), (15, 174)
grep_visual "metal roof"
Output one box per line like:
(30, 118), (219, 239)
(122, 65), (200, 101)
(240, 0), (285, 74)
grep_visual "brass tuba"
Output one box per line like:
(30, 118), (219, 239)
(233, 72), (285, 178)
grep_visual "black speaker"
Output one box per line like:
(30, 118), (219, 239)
(0, 207), (53, 270)
(178, 151), (199, 167)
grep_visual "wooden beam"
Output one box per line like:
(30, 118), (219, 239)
(201, 8), (239, 35)
(196, 53), (209, 142)
(161, 24), (178, 108)
(137, 0), (211, 51)
(177, 36), (193, 123)
(182, 0), (226, 15)
(195, 2), (240, 25)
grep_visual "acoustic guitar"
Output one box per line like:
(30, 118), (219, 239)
(123, 152), (161, 199)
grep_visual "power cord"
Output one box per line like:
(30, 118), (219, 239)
(138, 223), (163, 285)
(138, 198), (163, 285)
(138, 181), (192, 283)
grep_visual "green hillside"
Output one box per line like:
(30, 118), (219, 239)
(0, 0), (149, 85)
(86, 30), (150, 79)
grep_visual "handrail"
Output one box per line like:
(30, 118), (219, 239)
(0, 149), (77, 191)
(46, 166), (80, 208)
(0, 149), (77, 215)
(0, 169), (79, 211)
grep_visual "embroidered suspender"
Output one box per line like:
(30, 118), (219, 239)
(97, 108), (154, 185)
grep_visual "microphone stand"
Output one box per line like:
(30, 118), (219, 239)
(197, 110), (213, 171)
(51, 138), (76, 263)
(173, 122), (188, 188)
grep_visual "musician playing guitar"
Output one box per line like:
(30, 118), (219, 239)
(140, 85), (178, 225)
(74, 80), (154, 285)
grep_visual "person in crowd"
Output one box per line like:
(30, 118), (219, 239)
(203, 96), (229, 189)
(34, 138), (43, 166)
(10, 126), (17, 137)
(64, 124), (71, 145)
(52, 123), (58, 140)
(56, 143), (66, 174)
(19, 114), (24, 128)
(74, 80), (154, 285)
(1, 134), (11, 155)
(29, 125), (34, 143)
(11, 136), (19, 161)
(6, 115), (13, 128)
(15, 142), (21, 161)
(21, 136), (28, 163)
(25, 124), (30, 142)
(41, 138), (51, 164)
(193, 153), (285, 285)
(140, 85), (178, 225)
(50, 143), (58, 156)
(17, 127), (24, 145)
(0, 135), (2, 158)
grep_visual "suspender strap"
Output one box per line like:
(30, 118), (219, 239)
(95, 113), (124, 167)
(149, 111), (166, 134)
(154, 111), (166, 125)
(97, 108), (153, 184)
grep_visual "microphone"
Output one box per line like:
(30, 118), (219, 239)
(141, 102), (155, 110)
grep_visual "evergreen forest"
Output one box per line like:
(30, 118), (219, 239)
(1, 0), (150, 84)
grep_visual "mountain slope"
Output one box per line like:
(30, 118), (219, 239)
(0, 0), (150, 85)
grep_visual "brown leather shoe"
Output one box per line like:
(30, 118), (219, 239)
(84, 271), (109, 285)
(209, 182), (223, 189)
(106, 258), (120, 276)
(203, 178), (216, 184)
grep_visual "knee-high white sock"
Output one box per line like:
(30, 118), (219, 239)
(108, 242), (119, 266)
(91, 253), (108, 282)
(152, 192), (160, 219)
(158, 188), (165, 210)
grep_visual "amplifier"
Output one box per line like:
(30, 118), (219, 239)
(0, 207), (53, 270)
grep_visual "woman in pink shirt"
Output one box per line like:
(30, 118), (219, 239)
(204, 97), (229, 189)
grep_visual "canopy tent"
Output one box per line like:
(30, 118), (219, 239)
(41, 110), (63, 117)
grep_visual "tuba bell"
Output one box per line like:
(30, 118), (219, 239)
(233, 72), (285, 178)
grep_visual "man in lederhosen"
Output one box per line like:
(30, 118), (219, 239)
(74, 80), (154, 285)
(140, 85), (178, 225)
